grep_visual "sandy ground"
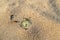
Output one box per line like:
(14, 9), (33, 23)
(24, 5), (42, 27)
(0, 0), (60, 40)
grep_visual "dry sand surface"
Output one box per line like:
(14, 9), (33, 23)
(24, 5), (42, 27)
(0, 0), (60, 40)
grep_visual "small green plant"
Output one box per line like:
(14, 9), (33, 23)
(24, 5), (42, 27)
(21, 18), (32, 30)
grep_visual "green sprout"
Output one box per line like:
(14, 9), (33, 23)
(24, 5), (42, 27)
(21, 18), (32, 29)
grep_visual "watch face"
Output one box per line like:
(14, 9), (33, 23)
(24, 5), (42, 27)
(0, 0), (60, 40)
